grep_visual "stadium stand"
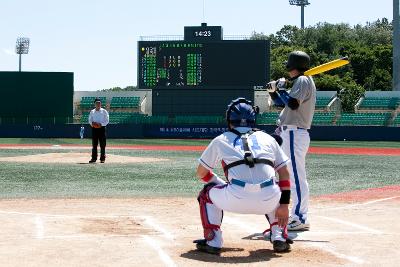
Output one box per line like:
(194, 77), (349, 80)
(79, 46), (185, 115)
(336, 112), (391, 126)
(110, 97), (140, 108)
(312, 112), (336, 125)
(315, 96), (334, 110)
(359, 97), (400, 110)
(392, 114), (400, 126)
(80, 97), (106, 109)
(257, 112), (280, 125)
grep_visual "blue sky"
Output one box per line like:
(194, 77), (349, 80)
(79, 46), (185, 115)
(0, 0), (393, 91)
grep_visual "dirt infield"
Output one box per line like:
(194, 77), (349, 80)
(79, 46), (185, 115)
(1, 144), (400, 156)
(0, 188), (399, 266)
(0, 152), (168, 164)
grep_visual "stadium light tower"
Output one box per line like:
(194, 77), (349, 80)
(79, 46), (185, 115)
(289, 0), (310, 29)
(15, 37), (30, 72)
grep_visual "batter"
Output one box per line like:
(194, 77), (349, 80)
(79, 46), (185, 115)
(267, 51), (316, 231)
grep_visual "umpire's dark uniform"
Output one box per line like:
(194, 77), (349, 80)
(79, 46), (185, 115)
(88, 98), (109, 163)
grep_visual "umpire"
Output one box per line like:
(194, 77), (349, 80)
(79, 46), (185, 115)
(88, 98), (109, 163)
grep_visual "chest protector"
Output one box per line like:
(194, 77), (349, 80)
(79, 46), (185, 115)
(223, 128), (274, 177)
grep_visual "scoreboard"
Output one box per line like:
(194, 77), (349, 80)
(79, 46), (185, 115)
(138, 40), (270, 89)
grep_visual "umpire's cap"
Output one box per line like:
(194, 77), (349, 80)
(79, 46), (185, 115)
(285, 51), (310, 72)
(226, 98), (259, 129)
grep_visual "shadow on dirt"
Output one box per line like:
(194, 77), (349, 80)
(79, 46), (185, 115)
(180, 247), (282, 263)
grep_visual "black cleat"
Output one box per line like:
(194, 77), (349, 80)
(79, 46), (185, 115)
(193, 239), (221, 255)
(100, 160), (105, 163)
(89, 159), (96, 163)
(273, 240), (291, 253)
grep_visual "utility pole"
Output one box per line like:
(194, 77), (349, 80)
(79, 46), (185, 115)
(393, 0), (400, 91)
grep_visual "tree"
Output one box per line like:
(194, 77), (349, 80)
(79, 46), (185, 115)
(251, 18), (393, 110)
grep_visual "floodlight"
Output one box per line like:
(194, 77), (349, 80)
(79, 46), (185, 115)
(289, 0), (310, 29)
(15, 37), (30, 72)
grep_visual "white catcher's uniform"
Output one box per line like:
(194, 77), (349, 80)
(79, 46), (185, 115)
(198, 127), (290, 248)
(278, 75), (316, 224)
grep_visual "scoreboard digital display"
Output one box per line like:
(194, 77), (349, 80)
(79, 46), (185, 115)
(138, 40), (270, 89)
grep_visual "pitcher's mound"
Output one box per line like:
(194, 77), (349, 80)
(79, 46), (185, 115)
(0, 152), (168, 164)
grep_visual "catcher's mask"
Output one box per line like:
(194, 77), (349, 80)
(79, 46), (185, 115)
(226, 98), (259, 129)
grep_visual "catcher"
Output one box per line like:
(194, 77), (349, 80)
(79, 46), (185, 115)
(194, 98), (293, 254)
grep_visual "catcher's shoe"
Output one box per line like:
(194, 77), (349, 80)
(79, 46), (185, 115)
(193, 239), (221, 255)
(273, 240), (291, 253)
(89, 159), (96, 163)
(287, 220), (310, 231)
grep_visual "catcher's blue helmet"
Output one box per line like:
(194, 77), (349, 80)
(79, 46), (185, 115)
(226, 98), (259, 128)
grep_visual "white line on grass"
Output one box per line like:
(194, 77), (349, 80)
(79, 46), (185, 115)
(143, 235), (176, 267)
(316, 215), (382, 234)
(139, 215), (174, 240)
(34, 216), (44, 239)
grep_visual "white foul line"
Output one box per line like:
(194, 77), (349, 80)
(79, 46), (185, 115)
(309, 243), (365, 265)
(139, 215), (174, 240)
(0, 209), (131, 219)
(143, 235), (176, 267)
(319, 196), (400, 211)
(316, 215), (382, 234)
(225, 215), (365, 264)
(34, 216), (44, 239)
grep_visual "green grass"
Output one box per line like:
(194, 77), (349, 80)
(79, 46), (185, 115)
(0, 148), (398, 199)
(1, 138), (399, 148)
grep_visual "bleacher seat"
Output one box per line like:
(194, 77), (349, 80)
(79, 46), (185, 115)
(336, 113), (391, 126)
(110, 97), (140, 108)
(392, 114), (400, 126)
(257, 112), (280, 125)
(359, 97), (400, 110)
(80, 97), (106, 109)
(315, 97), (333, 109)
(312, 112), (335, 125)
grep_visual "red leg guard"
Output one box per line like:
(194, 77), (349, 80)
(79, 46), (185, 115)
(198, 183), (220, 241)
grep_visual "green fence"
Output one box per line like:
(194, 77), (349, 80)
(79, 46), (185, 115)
(0, 116), (74, 125)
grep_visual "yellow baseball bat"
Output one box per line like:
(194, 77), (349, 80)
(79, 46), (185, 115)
(304, 57), (350, 76)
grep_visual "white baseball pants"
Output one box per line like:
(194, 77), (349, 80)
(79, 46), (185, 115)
(204, 183), (285, 248)
(280, 128), (310, 224)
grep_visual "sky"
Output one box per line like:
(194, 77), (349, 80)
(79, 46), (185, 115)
(0, 0), (394, 91)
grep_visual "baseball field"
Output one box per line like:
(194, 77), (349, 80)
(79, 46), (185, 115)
(0, 138), (399, 266)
